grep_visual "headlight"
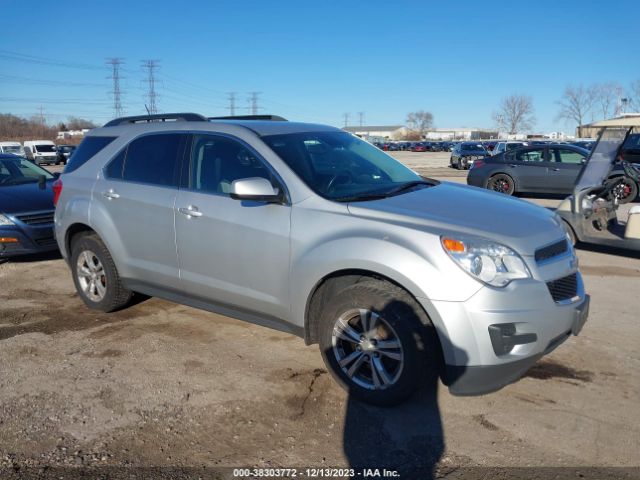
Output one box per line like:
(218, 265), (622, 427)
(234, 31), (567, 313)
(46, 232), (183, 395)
(0, 214), (15, 226)
(441, 235), (531, 287)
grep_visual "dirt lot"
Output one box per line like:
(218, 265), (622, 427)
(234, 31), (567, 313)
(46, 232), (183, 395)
(1, 154), (639, 478)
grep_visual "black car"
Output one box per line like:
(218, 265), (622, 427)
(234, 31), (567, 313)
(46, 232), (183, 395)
(0, 154), (59, 257)
(467, 144), (638, 203)
(56, 144), (77, 165)
(449, 142), (488, 170)
(621, 133), (640, 163)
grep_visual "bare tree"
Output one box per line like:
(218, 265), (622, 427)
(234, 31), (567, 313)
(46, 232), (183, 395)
(556, 84), (596, 126)
(628, 79), (640, 112)
(492, 94), (535, 134)
(593, 82), (623, 119)
(405, 110), (434, 139)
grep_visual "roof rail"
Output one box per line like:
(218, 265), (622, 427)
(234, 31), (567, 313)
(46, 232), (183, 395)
(103, 113), (206, 127)
(208, 115), (288, 122)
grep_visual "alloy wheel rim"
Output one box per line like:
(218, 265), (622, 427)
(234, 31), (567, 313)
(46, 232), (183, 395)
(76, 250), (107, 302)
(332, 308), (404, 390)
(493, 178), (510, 193)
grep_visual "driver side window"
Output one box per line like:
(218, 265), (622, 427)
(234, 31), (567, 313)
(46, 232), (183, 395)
(514, 148), (546, 163)
(189, 134), (276, 196)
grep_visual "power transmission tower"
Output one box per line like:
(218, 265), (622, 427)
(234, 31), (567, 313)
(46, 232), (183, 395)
(106, 58), (124, 118)
(141, 60), (160, 114)
(247, 92), (261, 115)
(227, 92), (237, 116)
(358, 112), (365, 126)
(37, 105), (45, 136)
(343, 112), (350, 127)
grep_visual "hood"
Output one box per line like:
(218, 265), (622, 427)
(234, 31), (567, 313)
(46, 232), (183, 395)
(0, 181), (55, 214)
(347, 182), (565, 257)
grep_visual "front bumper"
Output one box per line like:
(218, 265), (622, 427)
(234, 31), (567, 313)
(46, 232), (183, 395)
(0, 224), (58, 257)
(420, 273), (589, 396)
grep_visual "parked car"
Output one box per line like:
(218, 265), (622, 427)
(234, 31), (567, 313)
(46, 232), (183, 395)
(571, 140), (595, 151)
(0, 154), (59, 257)
(55, 145), (77, 165)
(0, 141), (25, 156)
(54, 113), (589, 406)
(467, 144), (638, 203)
(23, 140), (58, 165)
(450, 142), (489, 170)
(411, 142), (428, 152)
(428, 142), (443, 152)
(491, 141), (528, 156)
(621, 133), (640, 163)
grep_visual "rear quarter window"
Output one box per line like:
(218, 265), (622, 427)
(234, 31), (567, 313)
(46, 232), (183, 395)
(63, 136), (116, 173)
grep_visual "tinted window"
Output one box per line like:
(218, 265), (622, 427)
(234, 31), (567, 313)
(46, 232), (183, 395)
(122, 134), (184, 187)
(514, 148), (545, 162)
(105, 148), (126, 179)
(64, 136), (116, 173)
(554, 148), (585, 164)
(189, 134), (273, 195)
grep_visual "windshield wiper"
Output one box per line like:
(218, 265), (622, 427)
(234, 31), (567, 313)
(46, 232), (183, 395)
(384, 180), (434, 196)
(333, 192), (390, 202)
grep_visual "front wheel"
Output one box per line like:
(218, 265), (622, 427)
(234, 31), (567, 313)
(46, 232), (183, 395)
(610, 177), (638, 204)
(487, 173), (515, 195)
(70, 232), (133, 312)
(318, 279), (440, 406)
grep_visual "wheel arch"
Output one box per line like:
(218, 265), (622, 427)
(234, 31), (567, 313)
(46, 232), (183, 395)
(64, 223), (96, 258)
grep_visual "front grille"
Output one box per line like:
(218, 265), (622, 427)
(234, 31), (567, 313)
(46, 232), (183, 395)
(34, 236), (57, 247)
(15, 211), (54, 225)
(535, 239), (568, 263)
(547, 273), (578, 303)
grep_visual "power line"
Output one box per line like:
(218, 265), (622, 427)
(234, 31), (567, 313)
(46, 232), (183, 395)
(358, 112), (365, 126)
(343, 112), (350, 127)
(106, 58), (125, 118)
(247, 92), (261, 115)
(227, 92), (237, 116)
(141, 60), (160, 114)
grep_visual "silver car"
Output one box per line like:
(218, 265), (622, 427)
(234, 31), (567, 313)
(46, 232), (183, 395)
(54, 113), (589, 406)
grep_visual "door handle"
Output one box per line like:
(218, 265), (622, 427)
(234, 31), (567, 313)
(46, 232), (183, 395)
(102, 189), (120, 200)
(508, 164), (518, 168)
(551, 168), (560, 171)
(178, 205), (203, 218)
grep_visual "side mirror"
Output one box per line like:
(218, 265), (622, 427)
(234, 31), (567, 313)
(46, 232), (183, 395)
(38, 175), (46, 190)
(229, 177), (283, 203)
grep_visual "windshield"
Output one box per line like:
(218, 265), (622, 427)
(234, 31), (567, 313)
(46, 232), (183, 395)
(0, 156), (54, 186)
(35, 144), (56, 153)
(462, 144), (485, 151)
(574, 127), (630, 193)
(2, 145), (23, 154)
(263, 131), (427, 201)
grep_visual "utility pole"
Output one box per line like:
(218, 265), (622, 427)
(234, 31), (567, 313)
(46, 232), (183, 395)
(247, 92), (261, 115)
(106, 58), (124, 118)
(141, 60), (159, 115)
(227, 92), (237, 116)
(37, 105), (45, 137)
(343, 112), (350, 127)
(358, 112), (365, 126)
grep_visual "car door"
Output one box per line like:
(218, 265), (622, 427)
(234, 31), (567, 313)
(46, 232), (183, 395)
(95, 132), (187, 289)
(175, 133), (291, 321)
(548, 147), (587, 193)
(505, 147), (549, 191)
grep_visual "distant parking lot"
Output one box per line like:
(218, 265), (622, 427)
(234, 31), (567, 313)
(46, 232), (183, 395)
(1, 154), (639, 476)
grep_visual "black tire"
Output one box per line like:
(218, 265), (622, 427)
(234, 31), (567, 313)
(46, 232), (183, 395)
(70, 232), (133, 312)
(487, 173), (515, 195)
(318, 279), (440, 406)
(609, 176), (638, 204)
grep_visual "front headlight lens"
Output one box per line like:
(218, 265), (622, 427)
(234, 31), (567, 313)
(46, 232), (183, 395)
(441, 235), (531, 287)
(0, 214), (15, 226)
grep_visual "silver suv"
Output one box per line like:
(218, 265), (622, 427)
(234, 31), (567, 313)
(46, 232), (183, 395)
(54, 113), (589, 406)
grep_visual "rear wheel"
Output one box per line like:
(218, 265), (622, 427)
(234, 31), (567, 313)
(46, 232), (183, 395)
(70, 232), (133, 312)
(487, 173), (515, 195)
(318, 279), (440, 406)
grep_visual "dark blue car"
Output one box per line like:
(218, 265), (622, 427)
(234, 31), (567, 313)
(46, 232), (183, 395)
(0, 154), (59, 258)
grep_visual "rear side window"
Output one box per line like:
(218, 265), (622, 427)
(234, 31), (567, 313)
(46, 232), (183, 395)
(63, 136), (116, 173)
(121, 134), (184, 187)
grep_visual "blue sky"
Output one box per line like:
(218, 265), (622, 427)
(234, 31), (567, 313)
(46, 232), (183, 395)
(1, 0), (638, 132)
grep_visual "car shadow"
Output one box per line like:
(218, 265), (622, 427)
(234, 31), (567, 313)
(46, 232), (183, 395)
(2, 250), (62, 263)
(335, 299), (468, 478)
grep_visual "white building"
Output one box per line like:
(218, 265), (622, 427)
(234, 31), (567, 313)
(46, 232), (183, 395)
(343, 125), (408, 142)
(56, 129), (91, 140)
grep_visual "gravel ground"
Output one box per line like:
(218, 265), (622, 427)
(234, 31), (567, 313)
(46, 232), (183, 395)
(1, 154), (639, 479)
